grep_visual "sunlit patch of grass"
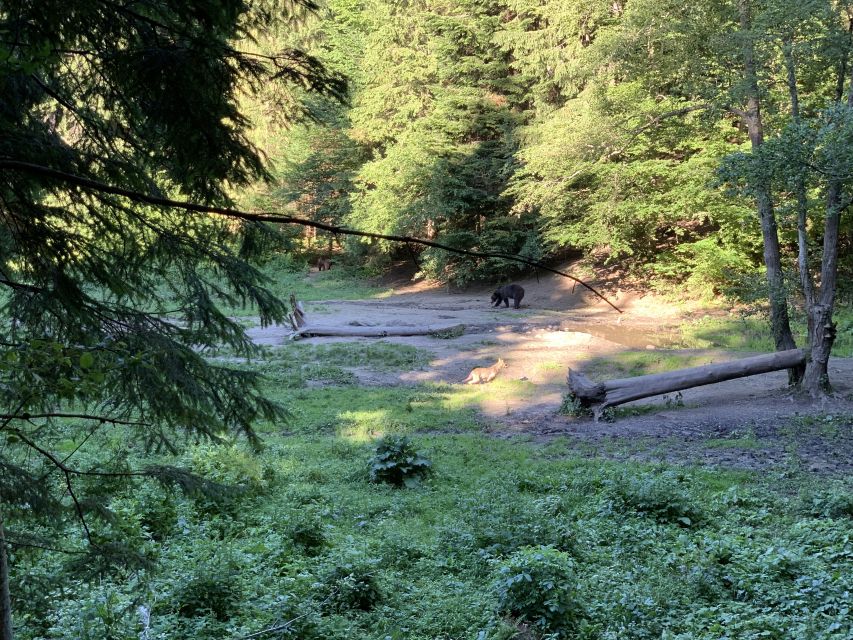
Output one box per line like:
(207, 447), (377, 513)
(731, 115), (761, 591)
(678, 315), (776, 352)
(214, 264), (391, 316)
(259, 386), (483, 436)
(441, 378), (539, 410)
(237, 341), (433, 389)
(582, 351), (722, 381)
(268, 341), (432, 371)
(677, 307), (853, 357)
(704, 434), (762, 450)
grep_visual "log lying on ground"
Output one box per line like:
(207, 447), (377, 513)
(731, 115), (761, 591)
(284, 292), (465, 339)
(568, 348), (807, 417)
(290, 324), (465, 338)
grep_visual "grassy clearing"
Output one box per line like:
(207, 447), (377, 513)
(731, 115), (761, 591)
(13, 280), (853, 639)
(581, 350), (722, 381)
(678, 306), (853, 356)
(207, 260), (391, 317)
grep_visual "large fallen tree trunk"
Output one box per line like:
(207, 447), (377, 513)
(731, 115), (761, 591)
(568, 348), (807, 418)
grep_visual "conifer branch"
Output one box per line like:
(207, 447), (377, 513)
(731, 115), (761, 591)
(8, 430), (94, 544)
(1, 413), (148, 426)
(4, 538), (86, 555)
(0, 160), (623, 313)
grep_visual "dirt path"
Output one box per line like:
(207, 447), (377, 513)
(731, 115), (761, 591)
(246, 267), (853, 474)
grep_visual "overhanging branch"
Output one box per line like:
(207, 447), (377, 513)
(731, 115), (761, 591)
(0, 160), (623, 312)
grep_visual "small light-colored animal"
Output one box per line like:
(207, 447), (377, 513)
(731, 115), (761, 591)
(316, 257), (332, 271)
(461, 358), (506, 384)
(491, 283), (524, 309)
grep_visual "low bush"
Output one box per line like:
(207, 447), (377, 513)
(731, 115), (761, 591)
(319, 560), (382, 612)
(607, 470), (702, 526)
(368, 436), (432, 487)
(492, 546), (584, 638)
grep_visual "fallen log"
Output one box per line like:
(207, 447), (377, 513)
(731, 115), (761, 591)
(285, 292), (466, 339)
(290, 324), (466, 338)
(567, 348), (807, 418)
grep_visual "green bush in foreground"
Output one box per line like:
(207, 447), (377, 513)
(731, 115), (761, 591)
(493, 546), (586, 638)
(368, 435), (433, 487)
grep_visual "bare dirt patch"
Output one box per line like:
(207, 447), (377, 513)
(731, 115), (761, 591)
(247, 266), (853, 474)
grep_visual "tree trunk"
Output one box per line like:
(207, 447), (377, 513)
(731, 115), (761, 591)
(0, 511), (12, 640)
(567, 349), (807, 418)
(802, 19), (853, 396)
(291, 324), (466, 338)
(782, 38), (815, 333)
(738, 0), (802, 384)
(803, 183), (842, 395)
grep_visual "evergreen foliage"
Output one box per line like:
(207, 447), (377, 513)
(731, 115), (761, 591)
(0, 0), (345, 622)
(257, 0), (852, 304)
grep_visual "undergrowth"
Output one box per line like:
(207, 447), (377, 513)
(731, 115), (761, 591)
(17, 432), (853, 640)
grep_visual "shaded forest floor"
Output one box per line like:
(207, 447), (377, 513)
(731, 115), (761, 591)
(245, 264), (853, 475)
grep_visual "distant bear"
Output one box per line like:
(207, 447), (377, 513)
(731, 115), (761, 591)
(316, 257), (332, 271)
(491, 284), (524, 309)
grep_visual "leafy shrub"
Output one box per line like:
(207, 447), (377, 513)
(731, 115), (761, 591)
(127, 483), (179, 541)
(287, 513), (327, 555)
(187, 444), (273, 494)
(174, 561), (242, 621)
(46, 588), (136, 640)
(558, 393), (589, 417)
(492, 546), (584, 638)
(319, 561), (382, 612)
(607, 471), (701, 526)
(368, 436), (432, 487)
(800, 484), (853, 519)
(439, 487), (578, 566)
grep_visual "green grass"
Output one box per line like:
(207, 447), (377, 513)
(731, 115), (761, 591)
(13, 268), (853, 640)
(269, 341), (432, 370)
(216, 263), (390, 317)
(582, 350), (722, 381)
(266, 386), (483, 438)
(25, 429), (853, 640)
(678, 306), (853, 356)
(220, 341), (434, 388)
(703, 434), (762, 450)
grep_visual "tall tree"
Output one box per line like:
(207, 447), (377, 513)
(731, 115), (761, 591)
(0, 1), (343, 637)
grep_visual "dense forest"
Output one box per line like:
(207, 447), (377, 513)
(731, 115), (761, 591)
(264, 0), (850, 292)
(2, 0), (852, 639)
(257, 0), (853, 392)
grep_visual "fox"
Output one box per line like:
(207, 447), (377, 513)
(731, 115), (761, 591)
(461, 358), (506, 384)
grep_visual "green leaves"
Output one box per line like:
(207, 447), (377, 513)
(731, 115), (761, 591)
(368, 435), (433, 487)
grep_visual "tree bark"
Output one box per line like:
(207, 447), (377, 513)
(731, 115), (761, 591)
(782, 38), (815, 331)
(0, 510), (12, 640)
(567, 349), (807, 417)
(291, 324), (466, 338)
(801, 17), (853, 395)
(738, 0), (802, 384)
(803, 179), (842, 395)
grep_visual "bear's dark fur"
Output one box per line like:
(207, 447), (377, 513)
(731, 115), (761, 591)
(491, 284), (524, 309)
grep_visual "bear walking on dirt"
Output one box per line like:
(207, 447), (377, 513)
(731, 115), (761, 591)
(491, 284), (524, 309)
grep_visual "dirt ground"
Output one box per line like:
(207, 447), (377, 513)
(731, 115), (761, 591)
(246, 266), (853, 475)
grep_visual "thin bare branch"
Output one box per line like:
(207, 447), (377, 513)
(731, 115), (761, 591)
(0, 160), (623, 313)
(1, 413), (148, 426)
